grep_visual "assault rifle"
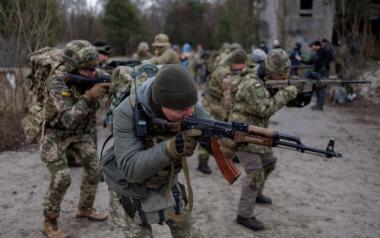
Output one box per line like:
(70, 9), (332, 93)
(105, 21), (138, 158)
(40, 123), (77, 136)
(150, 116), (342, 184)
(64, 73), (111, 94)
(104, 60), (142, 71)
(264, 76), (371, 107)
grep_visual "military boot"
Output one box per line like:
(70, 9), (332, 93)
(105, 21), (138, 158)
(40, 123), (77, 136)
(43, 214), (66, 238)
(256, 194), (272, 204)
(76, 208), (108, 221)
(236, 215), (264, 231)
(197, 161), (212, 174)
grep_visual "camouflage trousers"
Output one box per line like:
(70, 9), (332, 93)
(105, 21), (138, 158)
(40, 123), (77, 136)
(40, 130), (101, 217)
(109, 190), (203, 238)
(236, 151), (277, 218)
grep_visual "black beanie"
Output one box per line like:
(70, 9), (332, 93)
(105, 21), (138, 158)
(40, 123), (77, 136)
(152, 64), (198, 110)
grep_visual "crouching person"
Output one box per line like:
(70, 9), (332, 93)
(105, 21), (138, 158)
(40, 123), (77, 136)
(101, 65), (236, 237)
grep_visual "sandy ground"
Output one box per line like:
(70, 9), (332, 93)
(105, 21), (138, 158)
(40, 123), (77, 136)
(1, 98), (380, 238)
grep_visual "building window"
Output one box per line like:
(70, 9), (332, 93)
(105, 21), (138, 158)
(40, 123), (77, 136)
(300, 0), (313, 17)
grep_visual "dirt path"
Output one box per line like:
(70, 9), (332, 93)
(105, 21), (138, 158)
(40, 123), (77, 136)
(1, 100), (379, 238)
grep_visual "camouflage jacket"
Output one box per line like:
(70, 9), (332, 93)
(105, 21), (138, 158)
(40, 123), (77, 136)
(211, 50), (231, 72)
(44, 69), (99, 136)
(229, 70), (298, 154)
(202, 64), (230, 120)
(150, 48), (180, 65)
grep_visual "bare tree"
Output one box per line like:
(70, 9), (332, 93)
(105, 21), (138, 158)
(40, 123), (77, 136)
(0, 0), (60, 67)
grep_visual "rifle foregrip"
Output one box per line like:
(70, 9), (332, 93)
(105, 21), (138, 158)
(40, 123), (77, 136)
(210, 138), (240, 184)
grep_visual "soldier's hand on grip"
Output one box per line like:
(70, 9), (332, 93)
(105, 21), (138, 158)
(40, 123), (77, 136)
(217, 138), (238, 158)
(84, 83), (111, 100)
(165, 129), (202, 160)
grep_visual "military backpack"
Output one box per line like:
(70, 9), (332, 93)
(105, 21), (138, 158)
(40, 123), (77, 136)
(21, 47), (64, 142)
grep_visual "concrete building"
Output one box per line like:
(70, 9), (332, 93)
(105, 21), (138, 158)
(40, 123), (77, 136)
(259, 0), (335, 50)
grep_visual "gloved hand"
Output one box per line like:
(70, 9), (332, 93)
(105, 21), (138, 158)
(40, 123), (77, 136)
(217, 138), (238, 158)
(165, 129), (202, 160)
(84, 83), (111, 100)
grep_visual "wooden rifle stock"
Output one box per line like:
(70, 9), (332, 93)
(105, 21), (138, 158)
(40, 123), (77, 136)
(210, 137), (240, 184)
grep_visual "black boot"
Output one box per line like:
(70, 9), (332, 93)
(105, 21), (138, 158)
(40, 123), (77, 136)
(197, 161), (212, 174)
(236, 215), (264, 231)
(256, 194), (272, 204)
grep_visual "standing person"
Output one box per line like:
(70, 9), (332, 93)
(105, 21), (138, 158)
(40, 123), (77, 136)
(133, 42), (152, 61)
(229, 49), (300, 231)
(41, 40), (109, 238)
(198, 49), (248, 174)
(289, 42), (302, 75)
(149, 33), (180, 65)
(304, 40), (332, 110)
(101, 65), (236, 237)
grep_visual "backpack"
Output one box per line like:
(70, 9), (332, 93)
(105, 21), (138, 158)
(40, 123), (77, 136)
(104, 63), (160, 129)
(221, 71), (244, 119)
(21, 47), (64, 142)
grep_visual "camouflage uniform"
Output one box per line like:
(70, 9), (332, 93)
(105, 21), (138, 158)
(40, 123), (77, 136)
(229, 49), (298, 221)
(197, 64), (231, 167)
(150, 33), (180, 65)
(41, 40), (103, 222)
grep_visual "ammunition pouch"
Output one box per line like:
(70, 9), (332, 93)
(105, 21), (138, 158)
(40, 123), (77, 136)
(120, 182), (187, 225)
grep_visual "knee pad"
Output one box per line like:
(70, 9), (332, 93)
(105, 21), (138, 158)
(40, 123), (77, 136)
(246, 170), (264, 191)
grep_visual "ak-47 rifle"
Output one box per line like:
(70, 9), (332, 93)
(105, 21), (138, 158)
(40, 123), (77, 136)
(150, 116), (342, 184)
(264, 76), (371, 107)
(104, 60), (142, 71)
(64, 73), (111, 94)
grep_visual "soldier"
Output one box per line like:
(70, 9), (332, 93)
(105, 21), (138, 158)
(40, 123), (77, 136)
(101, 65), (236, 237)
(41, 40), (109, 238)
(211, 42), (241, 73)
(303, 40), (332, 110)
(133, 42), (152, 61)
(198, 49), (247, 174)
(149, 33), (180, 65)
(229, 49), (300, 231)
